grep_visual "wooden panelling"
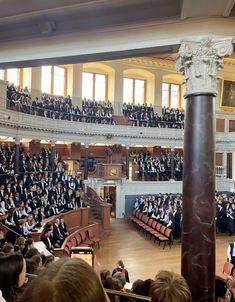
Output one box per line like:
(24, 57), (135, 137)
(216, 153), (223, 166)
(229, 120), (235, 132)
(216, 119), (225, 132)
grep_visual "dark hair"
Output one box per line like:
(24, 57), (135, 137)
(215, 277), (228, 299)
(132, 279), (144, 295)
(20, 257), (107, 302)
(0, 253), (24, 302)
(140, 278), (154, 296)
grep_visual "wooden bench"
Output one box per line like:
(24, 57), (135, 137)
(54, 223), (100, 257)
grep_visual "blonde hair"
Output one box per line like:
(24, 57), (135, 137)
(20, 258), (107, 302)
(150, 271), (192, 302)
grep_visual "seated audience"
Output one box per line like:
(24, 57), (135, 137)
(7, 84), (115, 126)
(19, 257), (110, 302)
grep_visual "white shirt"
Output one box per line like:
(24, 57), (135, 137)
(227, 243), (235, 261)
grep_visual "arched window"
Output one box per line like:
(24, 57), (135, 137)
(41, 65), (67, 95)
(162, 83), (181, 108)
(123, 77), (146, 104)
(82, 72), (107, 101)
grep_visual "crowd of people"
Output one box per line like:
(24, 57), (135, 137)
(130, 151), (183, 181)
(0, 236), (233, 302)
(6, 83), (187, 128)
(0, 142), (84, 251)
(7, 84), (115, 125)
(132, 192), (235, 240)
(123, 103), (184, 128)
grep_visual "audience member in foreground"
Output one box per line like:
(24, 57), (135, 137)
(19, 257), (110, 302)
(215, 277), (232, 302)
(150, 270), (192, 302)
(0, 253), (26, 302)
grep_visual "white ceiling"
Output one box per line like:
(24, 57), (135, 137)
(0, 0), (234, 67)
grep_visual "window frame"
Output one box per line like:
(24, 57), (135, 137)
(123, 77), (146, 104)
(82, 71), (108, 101)
(41, 65), (67, 96)
(162, 82), (182, 108)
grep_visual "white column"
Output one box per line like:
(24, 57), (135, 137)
(113, 66), (124, 115)
(0, 79), (8, 109)
(71, 64), (83, 108)
(153, 70), (165, 115)
(30, 67), (42, 99)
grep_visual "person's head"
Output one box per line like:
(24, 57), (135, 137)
(113, 272), (126, 288)
(117, 260), (124, 268)
(140, 278), (154, 296)
(20, 258), (107, 302)
(27, 255), (42, 274)
(1, 242), (14, 254)
(150, 271), (192, 302)
(215, 277), (231, 302)
(0, 253), (26, 302)
(24, 247), (40, 259)
(132, 279), (144, 295)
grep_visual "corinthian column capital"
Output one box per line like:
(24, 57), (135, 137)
(176, 37), (233, 97)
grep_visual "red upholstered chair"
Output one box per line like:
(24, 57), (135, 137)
(75, 233), (82, 246)
(158, 228), (173, 248)
(88, 228), (100, 248)
(70, 236), (77, 248)
(79, 231), (94, 247)
(223, 262), (234, 276)
(128, 210), (137, 222)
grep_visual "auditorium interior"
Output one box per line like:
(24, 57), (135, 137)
(1, 0), (235, 301)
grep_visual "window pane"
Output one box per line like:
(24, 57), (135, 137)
(162, 83), (170, 107)
(41, 66), (52, 94)
(134, 79), (145, 104)
(7, 68), (19, 85)
(95, 74), (106, 101)
(0, 70), (4, 80)
(123, 78), (134, 103)
(54, 66), (65, 96)
(82, 72), (93, 99)
(170, 84), (180, 108)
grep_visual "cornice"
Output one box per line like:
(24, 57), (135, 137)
(112, 57), (176, 72)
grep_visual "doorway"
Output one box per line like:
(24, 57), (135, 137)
(101, 186), (116, 218)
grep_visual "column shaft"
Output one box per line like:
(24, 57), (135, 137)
(182, 94), (215, 302)
(84, 146), (88, 180)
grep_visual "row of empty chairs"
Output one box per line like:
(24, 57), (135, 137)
(128, 210), (173, 248)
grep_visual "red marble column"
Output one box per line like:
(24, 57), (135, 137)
(182, 94), (215, 302)
(176, 38), (233, 302)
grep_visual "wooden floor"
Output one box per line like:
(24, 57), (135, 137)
(96, 218), (232, 282)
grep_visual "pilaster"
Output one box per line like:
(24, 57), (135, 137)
(113, 66), (124, 115)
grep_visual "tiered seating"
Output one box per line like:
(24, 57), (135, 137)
(128, 210), (173, 248)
